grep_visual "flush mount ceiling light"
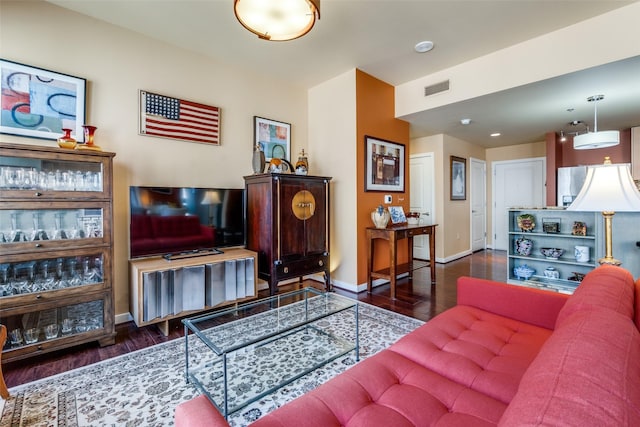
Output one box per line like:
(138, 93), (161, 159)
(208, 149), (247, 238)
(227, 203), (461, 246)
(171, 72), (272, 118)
(234, 0), (320, 41)
(414, 40), (434, 53)
(573, 95), (620, 150)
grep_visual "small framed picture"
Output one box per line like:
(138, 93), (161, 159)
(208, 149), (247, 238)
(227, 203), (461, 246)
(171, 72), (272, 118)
(254, 116), (291, 162)
(0, 59), (86, 141)
(542, 218), (561, 233)
(450, 156), (466, 200)
(572, 221), (587, 236)
(389, 206), (407, 224)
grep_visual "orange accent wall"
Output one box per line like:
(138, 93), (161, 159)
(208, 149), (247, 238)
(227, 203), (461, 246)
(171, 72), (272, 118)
(355, 70), (410, 284)
(545, 129), (632, 205)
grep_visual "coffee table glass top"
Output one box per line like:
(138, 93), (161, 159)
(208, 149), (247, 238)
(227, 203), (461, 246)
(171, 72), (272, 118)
(182, 288), (359, 417)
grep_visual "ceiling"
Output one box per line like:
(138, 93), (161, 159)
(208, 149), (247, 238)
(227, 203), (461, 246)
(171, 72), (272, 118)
(48, 0), (640, 147)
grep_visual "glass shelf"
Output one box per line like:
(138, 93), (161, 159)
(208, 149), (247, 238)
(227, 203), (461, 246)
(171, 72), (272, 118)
(0, 156), (103, 192)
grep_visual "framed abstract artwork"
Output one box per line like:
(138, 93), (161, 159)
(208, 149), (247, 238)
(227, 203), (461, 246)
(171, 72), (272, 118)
(0, 59), (86, 141)
(365, 135), (405, 192)
(450, 155), (466, 200)
(254, 116), (291, 161)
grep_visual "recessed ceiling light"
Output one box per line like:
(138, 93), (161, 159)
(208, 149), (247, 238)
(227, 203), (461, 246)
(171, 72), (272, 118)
(414, 40), (434, 53)
(460, 118), (471, 125)
(490, 133), (501, 137)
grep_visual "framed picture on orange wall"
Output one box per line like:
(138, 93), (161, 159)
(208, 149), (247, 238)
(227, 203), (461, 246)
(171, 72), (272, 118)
(365, 135), (405, 192)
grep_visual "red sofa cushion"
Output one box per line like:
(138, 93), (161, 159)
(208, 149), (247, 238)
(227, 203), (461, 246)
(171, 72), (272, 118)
(499, 308), (640, 426)
(389, 305), (553, 405)
(556, 265), (635, 327)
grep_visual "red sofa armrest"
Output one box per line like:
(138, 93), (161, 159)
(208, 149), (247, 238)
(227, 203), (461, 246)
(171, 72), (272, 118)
(457, 277), (569, 330)
(175, 395), (229, 427)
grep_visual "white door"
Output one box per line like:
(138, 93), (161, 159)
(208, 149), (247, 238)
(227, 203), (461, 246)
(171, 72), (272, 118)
(492, 158), (546, 250)
(410, 153), (435, 260)
(470, 158), (486, 252)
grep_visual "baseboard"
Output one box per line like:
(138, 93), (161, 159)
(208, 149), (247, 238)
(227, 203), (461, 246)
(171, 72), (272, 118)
(331, 273), (410, 294)
(115, 312), (133, 325)
(439, 250), (473, 263)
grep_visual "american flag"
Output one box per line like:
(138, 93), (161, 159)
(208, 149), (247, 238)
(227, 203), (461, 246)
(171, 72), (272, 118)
(140, 91), (220, 145)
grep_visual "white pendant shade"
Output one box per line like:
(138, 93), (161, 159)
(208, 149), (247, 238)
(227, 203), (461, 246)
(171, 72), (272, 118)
(234, 0), (320, 41)
(567, 163), (640, 212)
(573, 130), (620, 150)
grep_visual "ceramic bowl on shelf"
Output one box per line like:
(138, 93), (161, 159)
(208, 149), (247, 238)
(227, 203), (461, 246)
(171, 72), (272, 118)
(514, 264), (535, 280)
(540, 247), (564, 259)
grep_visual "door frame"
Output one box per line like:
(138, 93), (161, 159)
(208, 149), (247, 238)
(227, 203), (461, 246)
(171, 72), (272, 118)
(469, 157), (486, 252)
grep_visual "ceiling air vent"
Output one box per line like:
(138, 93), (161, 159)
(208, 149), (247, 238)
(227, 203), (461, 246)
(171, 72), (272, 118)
(424, 80), (450, 97)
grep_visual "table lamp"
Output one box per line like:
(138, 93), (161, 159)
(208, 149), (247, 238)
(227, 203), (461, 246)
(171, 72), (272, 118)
(567, 157), (640, 265)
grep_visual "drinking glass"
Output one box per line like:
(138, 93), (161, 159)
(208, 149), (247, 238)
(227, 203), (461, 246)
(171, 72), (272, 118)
(44, 324), (59, 339)
(24, 328), (39, 344)
(61, 318), (74, 334)
(9, 328), (23, 346)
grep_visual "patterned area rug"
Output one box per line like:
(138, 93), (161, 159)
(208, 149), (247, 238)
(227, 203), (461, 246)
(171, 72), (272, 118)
(0, 302), (423, 427)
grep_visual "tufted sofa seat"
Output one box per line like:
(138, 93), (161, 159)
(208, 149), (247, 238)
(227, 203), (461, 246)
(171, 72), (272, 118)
(175, 265), (640, 426)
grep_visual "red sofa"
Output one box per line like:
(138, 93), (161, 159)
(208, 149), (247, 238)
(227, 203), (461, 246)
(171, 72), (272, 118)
(175, 265), (640, 426)
(130, 214), (214, 257)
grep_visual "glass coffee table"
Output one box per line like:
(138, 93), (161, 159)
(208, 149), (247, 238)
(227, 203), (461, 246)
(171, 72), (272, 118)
(182, 288), (359, 418)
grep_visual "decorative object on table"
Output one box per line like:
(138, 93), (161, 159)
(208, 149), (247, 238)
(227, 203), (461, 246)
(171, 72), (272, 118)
(516, 213), (535, 232)
(540, 247), (564, 260)
(514, 236), (533, 256)
(57, 128), (77, 149)
(364, 135), (405, 192)
(574, 245), (590, 263)
(571, 221), (587, 236)
(251, 142), (265, 174)
(78, 125), (101, 151)
(406, 212), (421, 225)
(139, 90), (220, 145)
(543, 267), (560, 279)
(254, 116), (291, 162)
(567, 157), (640, 265)
(513, 264), (535, 280)
(294, 149), (308, 175)
(388, 206), (407, 224)
(267, 157), (292, 173)
(542, 218), (560, 233)
(0, 59), (87, 142)
(371, 205), (390, 229)
(450, 155), (466, 200)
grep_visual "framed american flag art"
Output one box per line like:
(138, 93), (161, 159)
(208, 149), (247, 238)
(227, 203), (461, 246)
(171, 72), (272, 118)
(139, 90), (220, 145)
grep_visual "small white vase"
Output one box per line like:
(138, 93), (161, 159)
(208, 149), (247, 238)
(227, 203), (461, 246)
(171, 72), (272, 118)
(371, 210), (390, 229)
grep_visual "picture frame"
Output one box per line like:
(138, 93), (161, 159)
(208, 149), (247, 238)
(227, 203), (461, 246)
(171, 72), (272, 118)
(389, 206), (407, 224)
(139, 90), (221, 145)
(365, 135), (405, 192)
(1, 59), (87, 142)
(450, 155), (466, 200)
(254, 116), (291, 161)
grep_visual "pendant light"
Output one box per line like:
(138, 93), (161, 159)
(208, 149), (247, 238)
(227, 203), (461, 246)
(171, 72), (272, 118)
(234, 0), (320, 41)
(573, 95), (620, 150)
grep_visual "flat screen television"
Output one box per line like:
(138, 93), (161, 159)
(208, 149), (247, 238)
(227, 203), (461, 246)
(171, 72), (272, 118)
(129, 186), (245, 258)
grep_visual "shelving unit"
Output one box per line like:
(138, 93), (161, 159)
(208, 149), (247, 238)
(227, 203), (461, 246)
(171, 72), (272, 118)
(0, 142), (116, 363)
(507, 208), (601, 294)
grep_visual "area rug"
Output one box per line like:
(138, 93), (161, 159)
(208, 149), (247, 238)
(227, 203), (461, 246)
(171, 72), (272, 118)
(0, 302), (423, 427)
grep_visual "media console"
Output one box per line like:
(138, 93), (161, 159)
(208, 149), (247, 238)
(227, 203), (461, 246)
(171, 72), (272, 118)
(129, 248), (257, 335)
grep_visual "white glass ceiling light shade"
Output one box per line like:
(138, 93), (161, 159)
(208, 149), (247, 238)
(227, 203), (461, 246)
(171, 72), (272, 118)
(573, 95), (620, 150)
(234, 0), (320, 41)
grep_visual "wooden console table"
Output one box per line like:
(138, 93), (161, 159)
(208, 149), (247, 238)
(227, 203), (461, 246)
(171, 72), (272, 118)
(366, 223), (437, 299)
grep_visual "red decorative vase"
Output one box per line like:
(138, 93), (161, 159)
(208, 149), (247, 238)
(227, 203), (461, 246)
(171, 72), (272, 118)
(57, 128), (77, 149)
(79, 125), (101, 151)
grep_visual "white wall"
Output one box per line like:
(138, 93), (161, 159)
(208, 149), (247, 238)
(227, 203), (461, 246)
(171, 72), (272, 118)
(396, 2), (640, 118)
(308, 70), (358, 288)
(1, 1), (308, 318)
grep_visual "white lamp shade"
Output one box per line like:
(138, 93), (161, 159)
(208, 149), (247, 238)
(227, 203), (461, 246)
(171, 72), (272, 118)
(567, 163), (640, 212)
(234, 0), (320, 41)
(573, 130), (620, 150)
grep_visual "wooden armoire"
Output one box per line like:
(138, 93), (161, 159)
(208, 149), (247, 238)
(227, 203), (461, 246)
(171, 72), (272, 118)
(244, 173), (331, 295)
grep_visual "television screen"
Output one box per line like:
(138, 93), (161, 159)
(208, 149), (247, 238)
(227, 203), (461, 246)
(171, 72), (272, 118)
(129, 186), (245, 258)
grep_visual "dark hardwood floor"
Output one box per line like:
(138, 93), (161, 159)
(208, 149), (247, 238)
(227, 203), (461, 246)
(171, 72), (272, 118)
(3, 249), (507, 389)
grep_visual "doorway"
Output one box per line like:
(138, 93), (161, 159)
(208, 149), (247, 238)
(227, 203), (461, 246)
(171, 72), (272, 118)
(410, 153), (435, 260)
(470, 158), (486, 252)
(492, 157), (546, 250)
